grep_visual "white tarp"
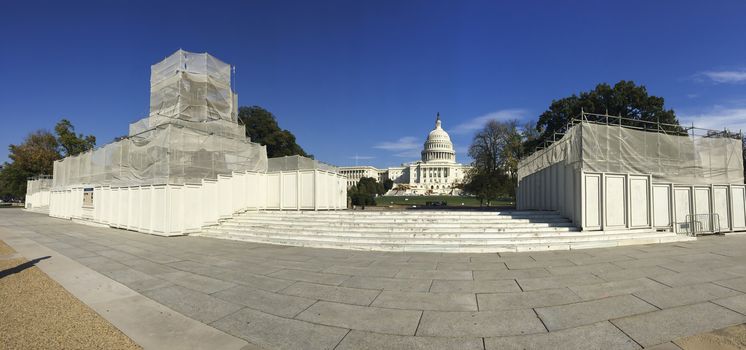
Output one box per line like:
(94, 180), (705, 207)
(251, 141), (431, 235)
(518, 122), (744, 185)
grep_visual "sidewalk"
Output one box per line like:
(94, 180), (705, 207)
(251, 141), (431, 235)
(4, 209), (746, 349)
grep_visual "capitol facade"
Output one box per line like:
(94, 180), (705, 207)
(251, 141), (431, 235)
(340, 114), (471, 195)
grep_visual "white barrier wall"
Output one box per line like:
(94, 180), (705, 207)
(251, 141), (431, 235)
(518, 168), (746, 234)
(516, 162), (582, 226)
(577, 172), (746, 233)
(49, 170), (347, 236)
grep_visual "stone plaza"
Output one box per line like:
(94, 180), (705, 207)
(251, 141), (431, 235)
(5, 209), (746, 349)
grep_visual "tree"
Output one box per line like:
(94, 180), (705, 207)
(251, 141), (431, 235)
(348, 177), (384, 208)
(0, 119), (95, 200)
(382, 178), (394, 192)
(463, 120), (523, 204)
(533, 80), (681, 148)
(237, 106), (311, 158)
(0, 130), (61, 199)
(55, 119), (96, 157)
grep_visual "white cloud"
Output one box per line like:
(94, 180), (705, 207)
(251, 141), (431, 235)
(347, 155), (375, 160)
(374, 136), (421, 158)
(374, 136), (419, 151)
(679, 107), (746, 133)
(451, 109), (528, 135)
(697, 70), (746, 84)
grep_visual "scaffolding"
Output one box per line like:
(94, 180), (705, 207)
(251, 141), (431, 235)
(518, 112), (744, 185)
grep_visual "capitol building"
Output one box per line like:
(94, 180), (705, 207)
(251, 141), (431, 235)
(339, 114), (471, 195)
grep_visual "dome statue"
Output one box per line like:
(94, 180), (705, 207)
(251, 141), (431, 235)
(421, 113), (456, 163)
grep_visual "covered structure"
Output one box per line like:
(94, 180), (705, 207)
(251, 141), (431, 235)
(517, 113), (746, 234)
(45, 50), (346, 236)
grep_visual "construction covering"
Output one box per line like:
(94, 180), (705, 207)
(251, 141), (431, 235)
(268, 155), (339, 172)
(518, 122), (744, 185)
(52, 50), (269, 188)
(149, 49), (237, 123)
(52, 124), (267, 187)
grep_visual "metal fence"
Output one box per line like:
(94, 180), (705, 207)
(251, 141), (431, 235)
(681, 213), (721, 236)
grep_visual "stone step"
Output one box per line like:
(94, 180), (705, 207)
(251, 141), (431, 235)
(244, 211), (564, 219)
(221, 220), (577, 230)
(196, 231), (693, 253)
(229, 216), (572, 224)
(201, 229), (676, 244)
(205, 227), (644, 239)
(216, 223), (579, 234)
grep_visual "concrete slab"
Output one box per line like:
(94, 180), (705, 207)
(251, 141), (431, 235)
(142, 285), (244, 324)
(341, 276), (432, 292)
(212, 285), (316, 318)
(430, 279), (520, 293)
(336, 330), (484, 350)
(0, 231), (249, 350)
(157, 271), (236, 294)
(295, 301), (421, 336)
(712, 294), (746, 315)
(611, 302), (746, 347)
(473, 268), (551, 280)
(370, 291), (477, 311)
(477, 288), (581, 311)
(280, 281), (380, 306)
(569, 277), (669, 300)
(417, 309), (546, 337)
(211, 307), (348, 350)
(394, 269), (472, 280)
(269, 269), (350, 286)
(536, 295), (658, 331)
(212, 269), (294, 292)
(635, 283), (742, 309)
(485, 321), (640, 350)
(517, 273), (605, 291)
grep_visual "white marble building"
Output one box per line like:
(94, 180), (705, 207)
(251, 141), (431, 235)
(340, 114), (471, 195)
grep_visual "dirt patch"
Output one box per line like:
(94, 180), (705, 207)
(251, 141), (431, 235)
(0, 246), (141, 350)
(675, 323), (746, 350)
(0, 240), (15, 255)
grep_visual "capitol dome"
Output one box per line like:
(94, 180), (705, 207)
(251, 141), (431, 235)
(421, 113), (456, 163)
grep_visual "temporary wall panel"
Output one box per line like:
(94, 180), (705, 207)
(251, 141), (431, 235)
(583, 173), (602, 230)
(652, 184), (672, 229)
(48, 170), (347, 236)
(604, 174), (627, 229)
(629, 175), (651, 228)
(733, 186), (746, 231)
(713, 186), (730, 231)
(674, 187), (693, 233)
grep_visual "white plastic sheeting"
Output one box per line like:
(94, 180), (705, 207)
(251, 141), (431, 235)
(25, 177), (52, 209)
(518, 122), (746, 232)
(52, 124), (268, 187)
(268, 155), (339, 172)
(518, 123), (744, 185)
(149, 50), (237, 123)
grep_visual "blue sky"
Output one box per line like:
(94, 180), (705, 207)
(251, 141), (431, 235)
(1, 1), (745, 168)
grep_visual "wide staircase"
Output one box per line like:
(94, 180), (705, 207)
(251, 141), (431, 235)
(195, 210), (695, 253)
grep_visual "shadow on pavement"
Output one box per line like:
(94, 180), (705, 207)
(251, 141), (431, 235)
(0, 256), (51, 279)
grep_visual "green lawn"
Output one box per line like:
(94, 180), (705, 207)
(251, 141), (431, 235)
(376, 195), (514, 207)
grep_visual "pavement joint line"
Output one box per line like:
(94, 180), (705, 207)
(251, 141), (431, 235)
(0, 231), (249, 350)
(646, 275), (674, 288)
(608, 319), (645, 349)
(533, 308), (549, 333)
(413, 310), (424, 336)
(713, 280), (746, 294)
(481, 337), (486, 350)
(291, 299), (321, 319)
(331, 329), (352, 350)
(631, 293), (663, 311)
(708, 300), (746, 317)
(367, 289), (384, 307)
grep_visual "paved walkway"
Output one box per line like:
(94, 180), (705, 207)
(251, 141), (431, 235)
(4, 210), (746, 349)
